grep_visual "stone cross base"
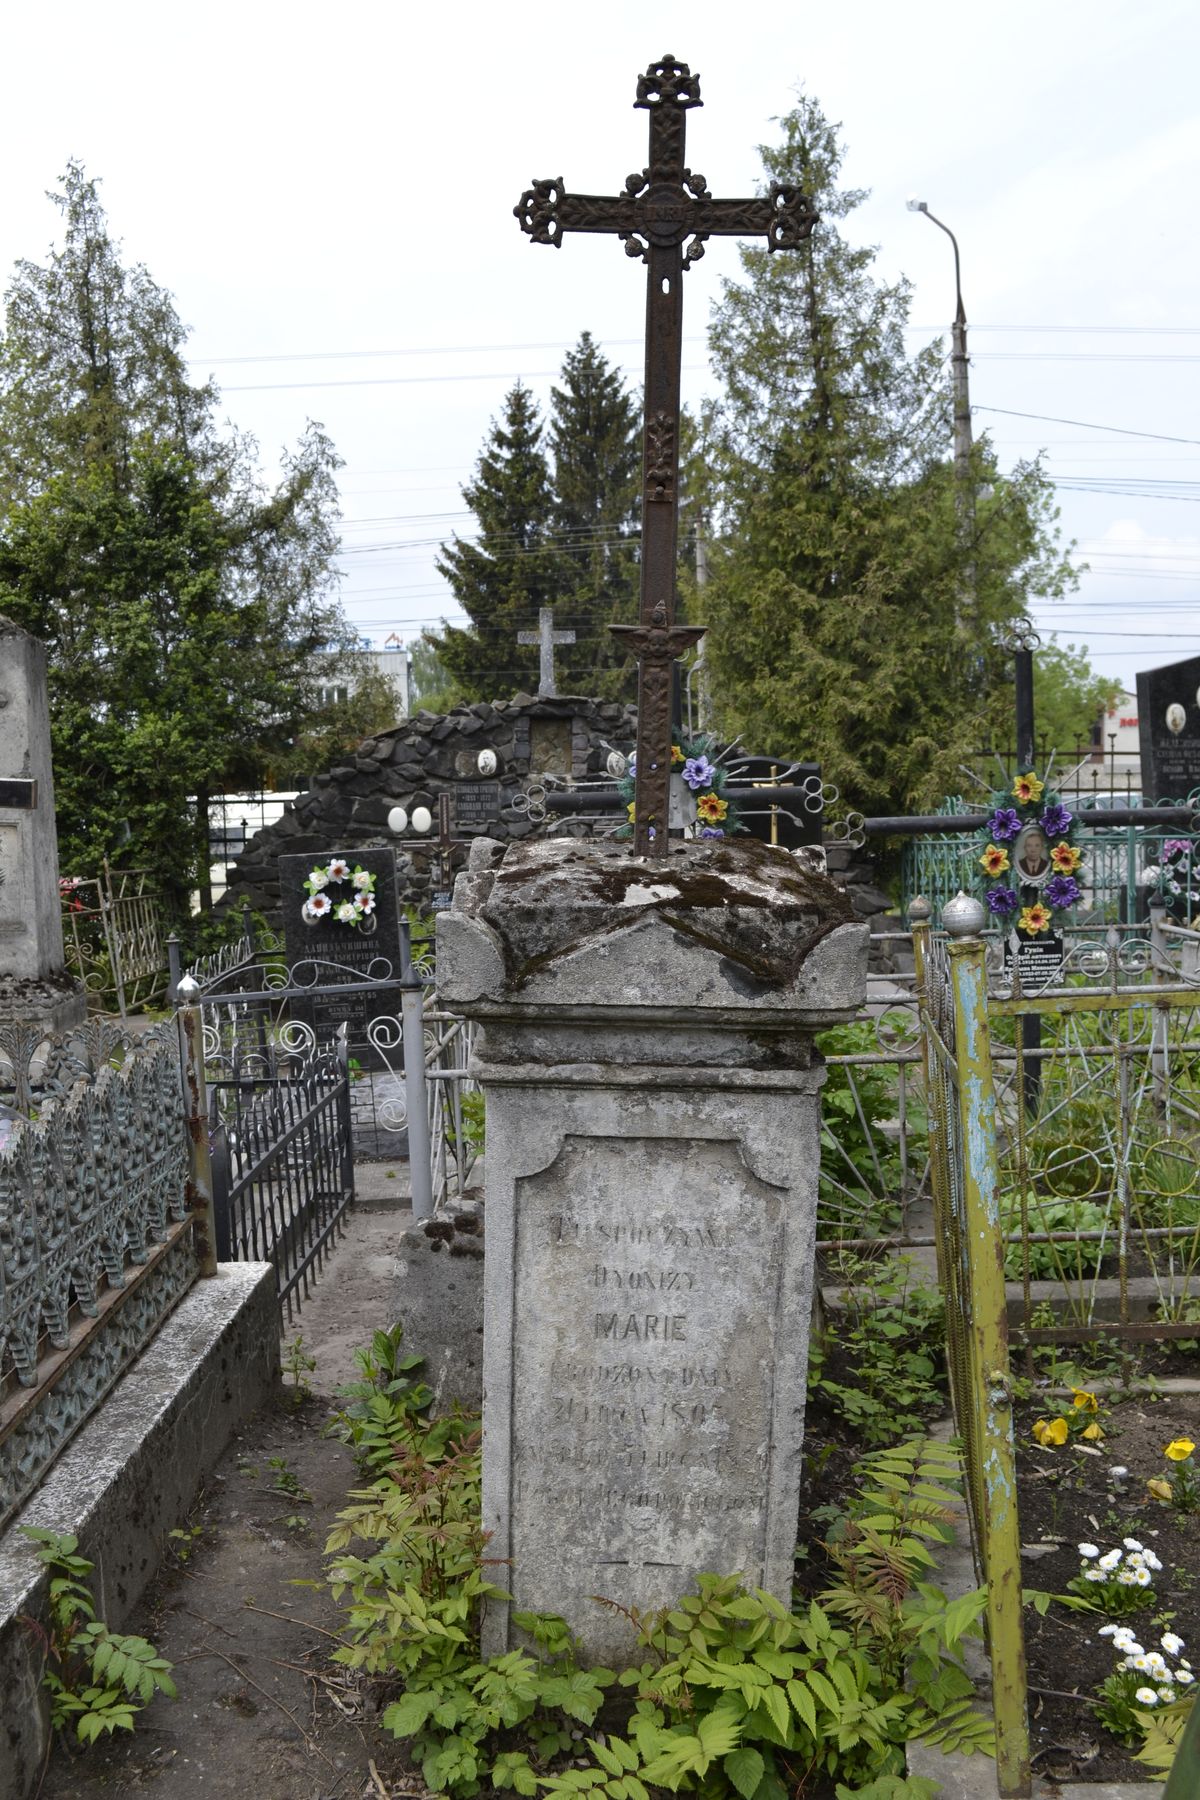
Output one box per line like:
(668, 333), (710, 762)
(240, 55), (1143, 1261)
(437, 837), (867, 1665)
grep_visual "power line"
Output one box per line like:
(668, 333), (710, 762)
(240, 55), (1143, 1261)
(976, 406), (1200, 447)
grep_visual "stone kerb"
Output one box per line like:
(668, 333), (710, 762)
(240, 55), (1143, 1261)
(436, 836), (868, 1665)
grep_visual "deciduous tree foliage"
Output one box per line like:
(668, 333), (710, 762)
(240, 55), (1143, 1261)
(0, 164), (356, 916)
(701, 98), (1080, 816)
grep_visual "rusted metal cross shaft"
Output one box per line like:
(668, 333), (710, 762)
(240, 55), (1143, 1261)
(516, 54), (816, 855)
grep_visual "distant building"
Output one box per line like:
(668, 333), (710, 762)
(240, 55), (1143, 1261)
(316, 634), (411, 717)
(1056, 688), (1141, 807)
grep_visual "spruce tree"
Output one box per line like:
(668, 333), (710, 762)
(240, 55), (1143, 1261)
(703, 99), (1076, 816)
(548, 332), (640, 696)
(433, 382), (570, 699)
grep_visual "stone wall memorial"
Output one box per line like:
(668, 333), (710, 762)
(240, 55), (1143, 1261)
(226, 694), (637, 923)
(436, 835), (868, 1665)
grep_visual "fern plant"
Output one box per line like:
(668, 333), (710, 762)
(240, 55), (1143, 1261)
(20, 1528), (176, 1744)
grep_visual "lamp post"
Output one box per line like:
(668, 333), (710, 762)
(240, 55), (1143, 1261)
(907, 198), (976, 618)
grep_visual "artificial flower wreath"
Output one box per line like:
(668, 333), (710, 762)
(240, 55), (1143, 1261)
(617, 730), (743, 841)
(977, 770), (1083, 938)
(302, 857), (377, 927)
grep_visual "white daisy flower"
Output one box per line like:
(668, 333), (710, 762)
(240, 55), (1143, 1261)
(1098, 1549), (1122, 1572)
(1078, 1543), (1100, 1558)
(1147, 1654), (1170, 1678)
(1124, 1538), (1144, 1552)
(1135, 1687), (1160, 1706)
(1175, 1670), (1194, 1686)
(306, 892), (332, 916)
(1181, 1659), (1193, 1672)
(1134, 1567), (1152, 1587)
(1098, 1624), (1120, 1637)
(1083, 1568), (1106, 1581)
(1117, 1568), (1138, 1585)
(1142, 1550), (1163, 1572)
(1158, 1687), (1176, 1703)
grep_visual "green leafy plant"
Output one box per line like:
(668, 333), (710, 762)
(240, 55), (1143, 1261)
(282, 1332), (316, 1401)
(1092, 1624), (1194, 1746)
(325, 1322), (439, 1475)
(1148, 1438), (1200, 1515)
(1067, 1539), (1161, 1615)
(20, 1528), (176, 1744)
(808, 1257), (946, 1446)
(1002, 1195), (1108, 1281)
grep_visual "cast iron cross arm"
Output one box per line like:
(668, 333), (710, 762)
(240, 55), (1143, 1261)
(515, 55), (817, 855)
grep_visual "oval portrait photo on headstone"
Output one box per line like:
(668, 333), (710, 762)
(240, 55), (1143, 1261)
(1015, 823), (1051, 887)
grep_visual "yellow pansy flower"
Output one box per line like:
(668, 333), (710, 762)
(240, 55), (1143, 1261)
(1081, 1422), (1105, 1441)
(1033, 1417), (1069, 1447)
(1147, 1478), (1173, 1501)
(1071, 1389), (1099, 1413)
(1165, 1438), (1196, 1462)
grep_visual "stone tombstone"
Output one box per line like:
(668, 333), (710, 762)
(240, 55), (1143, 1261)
(279, 847), (399, 1064)
(1137, 654), (1200, 801)
(528, 715), (572, 777)
(454, 782), (503, 831)
(0, 618), (85, 1032)
(437, 836), (868, 1665)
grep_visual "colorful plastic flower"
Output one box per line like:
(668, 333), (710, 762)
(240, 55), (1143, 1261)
(355, 892), (376, 914)
(1051, 841), (1082, 874)
(1033, 1417), (1069, 1446)
(352, 868), (374, 891)
(671, 743), (685, 766)
(307, 866), (330, 891)
(327, 857), (351, 882)
(1019, 903), (1053, 935)
(696, 793), (728, 824)
(1165, 1438), (1195, 1461)
(989, 807), (1022, 842)
(700, 826), (725, 839)
(681, 754), (716, 791)
(1013, 772), (1045, 803)
(1044, 874), (1082, 909)
(986, 886), (1019, 915)
(305, 892), (331, 917)
(1040, 801), (1073, 837)
(980, 845), (1011, 875)
(626, 801), (637, 823)
(335, 902), (358, 924)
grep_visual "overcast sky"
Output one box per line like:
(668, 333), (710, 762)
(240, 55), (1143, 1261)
(3, 0), (1197, 702)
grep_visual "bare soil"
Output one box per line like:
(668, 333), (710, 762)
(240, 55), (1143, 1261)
(37, 1180), (426, 1800)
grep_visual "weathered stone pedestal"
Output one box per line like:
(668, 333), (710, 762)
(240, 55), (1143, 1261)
(436, 837), (868, 1664)
(0, 618), (85, 1034)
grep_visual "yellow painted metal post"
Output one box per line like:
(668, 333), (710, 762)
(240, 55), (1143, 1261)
(947, 921), (1030, 1799)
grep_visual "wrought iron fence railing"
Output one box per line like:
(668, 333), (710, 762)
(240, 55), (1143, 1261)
(0, 1018), (194, 1528)
(61, 864), (169, 1016)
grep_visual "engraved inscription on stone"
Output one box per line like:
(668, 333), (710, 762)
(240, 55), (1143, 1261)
(510, 1135), (781, 1617)
(529, 717), (572, 777)
(454, 782), (503, 829)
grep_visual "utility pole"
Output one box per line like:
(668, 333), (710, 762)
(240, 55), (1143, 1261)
(908, 199), (976, 624)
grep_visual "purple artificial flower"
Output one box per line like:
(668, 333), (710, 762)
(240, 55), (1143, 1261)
(989, 808), (1022, 843)
(1164, 839), (1190, 859)
(627, 754), (636, 777)
(682, 754), (716, 791)
(1040, 802), (1073, 838)
(986, 886), (1019, 915)
(700, 826), (725, 838)
(1044, 873), (1081, 909)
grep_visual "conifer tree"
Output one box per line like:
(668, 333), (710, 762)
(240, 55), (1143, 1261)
(548, 332), (640, 695)
(702, 99), (1076, 816)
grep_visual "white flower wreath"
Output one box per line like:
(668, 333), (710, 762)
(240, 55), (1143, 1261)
(301, 858), (377, 926)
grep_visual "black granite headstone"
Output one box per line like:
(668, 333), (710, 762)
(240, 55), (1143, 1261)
(454, 781), (503, 830)
(1137, 655), (1200, 801)
(279, 848), (400, 1066)
(1007, 932), (1064, 993)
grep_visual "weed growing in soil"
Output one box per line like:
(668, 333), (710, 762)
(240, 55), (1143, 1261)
(20, 1528), (176, 1744)
(324, 1330), (990, 1799)
(282, 1333), (317, 1402)
(809, 1257), (945, 1446)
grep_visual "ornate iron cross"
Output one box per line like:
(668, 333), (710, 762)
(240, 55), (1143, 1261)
(516, 54), (816, 855)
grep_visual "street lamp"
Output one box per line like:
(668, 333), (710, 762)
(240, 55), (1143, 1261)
(907, 197), (975, 612)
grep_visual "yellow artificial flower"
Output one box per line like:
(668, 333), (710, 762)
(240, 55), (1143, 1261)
(626, 801), (637, 822)
(980, 845), (1011, 876)
(1032, 1417), (1069, 1447)
(1165, 1438), (1196, 1462)
(1019, 904), (1052, 936)
(1051, 842), (1081, 874)
(1081, 1422), (1105, 1441)
(1012, 772), (1045, 804)
(1148, 1478), (1174, 1501)
(671, 744), (685, 766)
(1071, 1389), (1099, 1413)
(696, 793), (728, 823)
